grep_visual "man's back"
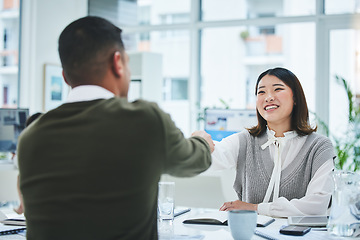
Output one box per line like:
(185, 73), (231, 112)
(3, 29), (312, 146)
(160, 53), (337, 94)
(18, 98), (211, 240)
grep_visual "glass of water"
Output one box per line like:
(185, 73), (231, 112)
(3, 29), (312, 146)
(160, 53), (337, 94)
(328, 171), (360, 238)
(158, 182), (175, 221)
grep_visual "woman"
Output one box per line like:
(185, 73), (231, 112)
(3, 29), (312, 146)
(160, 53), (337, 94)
(193, 67), (335, 217)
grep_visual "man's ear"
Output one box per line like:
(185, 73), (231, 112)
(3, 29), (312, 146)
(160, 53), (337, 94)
(112, 51), (123, 78)
(62, 70), (71, 87)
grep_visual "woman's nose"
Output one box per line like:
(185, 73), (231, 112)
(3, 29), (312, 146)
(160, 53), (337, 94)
(265, 94), (274, 102)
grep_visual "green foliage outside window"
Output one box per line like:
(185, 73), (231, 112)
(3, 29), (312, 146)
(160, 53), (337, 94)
(316, 75), (360, 171)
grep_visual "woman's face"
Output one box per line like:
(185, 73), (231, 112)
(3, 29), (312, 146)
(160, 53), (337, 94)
(256, 74), (294, 128)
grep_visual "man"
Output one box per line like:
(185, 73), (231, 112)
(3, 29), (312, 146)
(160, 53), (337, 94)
(17, 16), (213, 240)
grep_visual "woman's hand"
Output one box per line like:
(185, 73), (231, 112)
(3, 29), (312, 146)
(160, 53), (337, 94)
(14, 203), (24, 215)
(220, 200), (258, 212)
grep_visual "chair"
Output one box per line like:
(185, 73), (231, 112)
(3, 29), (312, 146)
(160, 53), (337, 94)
(161, 169), (237, 208)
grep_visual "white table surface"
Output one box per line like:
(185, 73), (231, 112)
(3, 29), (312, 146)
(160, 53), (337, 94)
(161, 208), (343, 240)
(0, 207), (348, 240)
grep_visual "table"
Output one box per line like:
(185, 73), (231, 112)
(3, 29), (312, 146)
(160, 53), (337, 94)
(159, 208), (340, 240)
(158, 208), (276, 240)
(0, 207), (344, 240)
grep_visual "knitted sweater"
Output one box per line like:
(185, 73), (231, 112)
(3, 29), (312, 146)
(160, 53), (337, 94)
(233, 131), (335, 203)
(18, 98), (211, 240)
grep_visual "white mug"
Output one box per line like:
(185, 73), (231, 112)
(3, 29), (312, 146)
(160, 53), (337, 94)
(228, 210), (257, 240)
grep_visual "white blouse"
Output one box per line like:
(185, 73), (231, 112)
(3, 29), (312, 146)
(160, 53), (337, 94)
(209, 129), (334, 217)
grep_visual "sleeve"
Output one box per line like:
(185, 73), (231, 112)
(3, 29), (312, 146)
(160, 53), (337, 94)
(154, 105), (212, 177)
(207, 132), (241, 171)
(258, 159), (334, 217)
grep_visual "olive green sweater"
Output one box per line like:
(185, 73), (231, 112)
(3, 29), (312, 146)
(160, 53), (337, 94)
(18, 98), (211, 240)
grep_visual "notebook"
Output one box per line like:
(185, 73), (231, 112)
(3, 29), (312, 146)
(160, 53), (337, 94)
(183, 211), (275, 227)
(0, 225), (26, 235)
(0, 209), (26, 235)
(0, 218), (26, 226)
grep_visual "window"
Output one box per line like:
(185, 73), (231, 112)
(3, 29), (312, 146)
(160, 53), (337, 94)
(0, 1), (20, 108)
(88, 0), (191, 26)
(89, 0), (360, 136)
(201, 23), (315, 112)
(123, 30), (190, 102)
(329, 29), (360, 137)
(201, 0), (315, 21)
(164, 77), (188, 100)
(325, 0), (360, 14)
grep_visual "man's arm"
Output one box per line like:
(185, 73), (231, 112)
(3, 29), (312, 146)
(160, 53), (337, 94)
(154, 106), (212, 177)
(191, 130), (214, 153)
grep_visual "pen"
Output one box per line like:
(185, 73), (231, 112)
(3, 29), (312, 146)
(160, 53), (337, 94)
(174, 208), (191, 218)
(254, 230), (278, 240)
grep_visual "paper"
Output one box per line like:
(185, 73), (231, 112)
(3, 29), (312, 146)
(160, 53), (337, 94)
(0, 219), (26, 226)
(0, 211), (6, 221)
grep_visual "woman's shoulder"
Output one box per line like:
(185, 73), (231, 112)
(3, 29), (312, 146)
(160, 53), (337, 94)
(304, 132), (335, 153)
(237, 129), (254, 140)
(306, 132), (332, 143)
(237, 129), (267, 144)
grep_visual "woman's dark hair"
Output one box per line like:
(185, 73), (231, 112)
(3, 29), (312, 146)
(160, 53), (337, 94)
(247, 67), (316, 136)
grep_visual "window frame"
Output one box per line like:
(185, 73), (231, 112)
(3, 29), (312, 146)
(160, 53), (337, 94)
(121, 0), (360, 133)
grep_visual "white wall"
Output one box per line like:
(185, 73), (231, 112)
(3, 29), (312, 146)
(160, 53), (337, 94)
(19, 0), (88, 113)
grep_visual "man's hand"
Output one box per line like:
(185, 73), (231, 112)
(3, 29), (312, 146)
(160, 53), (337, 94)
(191, 130), (215, 153)
(219, 200), (258, 212)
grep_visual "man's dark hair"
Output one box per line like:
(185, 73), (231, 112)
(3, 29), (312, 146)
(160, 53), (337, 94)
(58, 16), (125, 87)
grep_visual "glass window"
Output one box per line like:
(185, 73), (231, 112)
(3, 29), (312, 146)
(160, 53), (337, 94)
(201, 0), (315, 21)
(329, 29), (360, 138)
(200, 23), (316, 113)
(124, 30), (191, 133)
(325, 0), (360, 14)
(88, 0), (191, 26)
(0, 1), (20, 108)
(124, 30), (190, 101)
(170, 78), (188, 100)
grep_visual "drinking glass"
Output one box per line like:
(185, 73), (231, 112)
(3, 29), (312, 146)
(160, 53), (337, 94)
(328, 171), (360, 237)
(158, 182), (175, 221)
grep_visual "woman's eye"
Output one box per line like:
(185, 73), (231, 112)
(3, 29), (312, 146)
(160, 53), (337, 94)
(275, 88), (284, 91)
(257, 90), (265, 94)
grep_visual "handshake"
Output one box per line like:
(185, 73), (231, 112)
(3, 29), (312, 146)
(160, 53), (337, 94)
(191, 130), (215, 153)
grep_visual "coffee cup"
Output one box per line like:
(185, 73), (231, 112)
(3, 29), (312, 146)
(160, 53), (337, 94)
(228, 210), (257, 240)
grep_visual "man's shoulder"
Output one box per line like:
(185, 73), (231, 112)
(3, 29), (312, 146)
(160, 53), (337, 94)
(103, 98), (168, 122)
(106, 98), (160, 111)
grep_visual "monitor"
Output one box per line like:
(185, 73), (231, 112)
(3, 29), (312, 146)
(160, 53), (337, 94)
(0, 108), (29, 152)
(204, 109), (257, 141)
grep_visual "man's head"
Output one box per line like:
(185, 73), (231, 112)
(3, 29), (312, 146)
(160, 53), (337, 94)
(58, 16), (130, 96)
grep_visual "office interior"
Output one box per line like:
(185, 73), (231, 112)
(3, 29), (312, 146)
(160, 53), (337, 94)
(0, 0), (359, 209)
